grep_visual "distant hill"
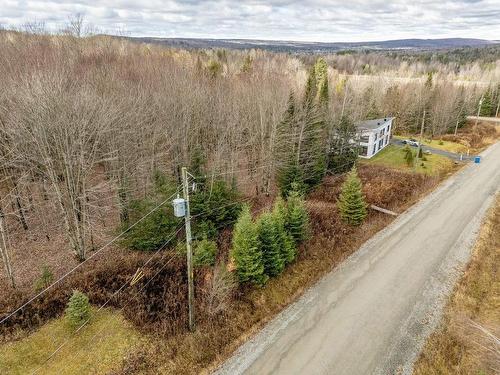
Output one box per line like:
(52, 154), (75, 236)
(124, 37), (499, 53)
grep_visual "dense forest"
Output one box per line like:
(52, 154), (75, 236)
(0, 30), (499, 272)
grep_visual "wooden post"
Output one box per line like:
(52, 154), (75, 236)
(181, 167), (195, 331)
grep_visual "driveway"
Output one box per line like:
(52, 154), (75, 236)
(215, 141), (500, 375)
(390, 139), (473, 161)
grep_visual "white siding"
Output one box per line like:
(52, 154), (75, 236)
(358, 119), (393, 159)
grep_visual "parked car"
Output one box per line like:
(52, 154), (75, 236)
(402, 139), (420, 147)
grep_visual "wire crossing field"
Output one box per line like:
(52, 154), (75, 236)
(360, 145), (455, 175)
(0, 309), (142, 375)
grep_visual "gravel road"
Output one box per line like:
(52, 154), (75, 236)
(215, 141), (500, 375)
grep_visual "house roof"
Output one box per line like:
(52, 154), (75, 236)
(357, 117), (394, 131)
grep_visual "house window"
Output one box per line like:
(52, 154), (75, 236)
(360, 146), (368, 156)
(379, 139), (383, 149)
(374, 133), (378, 141)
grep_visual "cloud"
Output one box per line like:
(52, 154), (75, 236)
(0, 0), (498, 41)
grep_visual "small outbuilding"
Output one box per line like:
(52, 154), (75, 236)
(357, 117), (394, 159)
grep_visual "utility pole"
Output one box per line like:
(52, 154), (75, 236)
(181, 167), (195, 332)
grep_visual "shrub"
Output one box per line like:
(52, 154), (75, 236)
(338, 167), (368, 226)
(34, 266), (54, 292)
(230, 205), (267, 285)
(257, 212), (285, 277)
(205, 263), (237, 316)
(193, 237), (217, 267)
(438, 140), (444, 145)
(65, 290), (91, 329)
(286, 185), (310, 244)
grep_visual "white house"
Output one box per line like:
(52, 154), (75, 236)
(357, 117), (394, 158)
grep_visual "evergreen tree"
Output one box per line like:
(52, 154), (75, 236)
(299, 67), (327, 188)
(328, 115), (358, 174)
(188, 148), (241, 238)
(257, 212), (285, 277)
(231, 206), (267, 285)
(277, 161), (306, 198)
(275, 60), (330, 197)
(480, 89), (493, 117)
(338, 168), (367, 226)
(452, 88), (467, 133)
(276, 92), (303, 197)
(286, 185), (309, 244)
(403, 146), (414, 167)
(65, 290), (91, 329)
(121, 170), (180, 251)
(272, 197), (296, 264)
(314, 58), (329, 108)
(193, 237), (217, 267)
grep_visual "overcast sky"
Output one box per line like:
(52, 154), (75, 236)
(1, 0), (499, 42)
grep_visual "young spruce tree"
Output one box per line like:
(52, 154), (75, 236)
(272, 197), (297, 264)
(286, 184), (310, 244)
(258, 212), (285, 277)
(338, 168), (367, 226)
(65, 290), (91, 329)
(231, 205), (267, 285)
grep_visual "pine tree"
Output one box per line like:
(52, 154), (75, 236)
(403, 146), (414, 167)
(452, 88), (467, 133)
(257, 212), (285, 277)
(286, 185), (309, 244)
(272, 197), (296, 264)
(314, 58), (329, 108)
(338, 168), (367, 226)
(231, 206), (267, 285)
(65, 290), (91, 329)
(276, 92), (304, 197)
(480, 89), (493, 117)
(328, 115), (358, 174)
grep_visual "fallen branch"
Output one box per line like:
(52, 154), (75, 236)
(370, 204), (398, 216)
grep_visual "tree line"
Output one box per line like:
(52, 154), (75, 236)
(0, 30), (497, 288)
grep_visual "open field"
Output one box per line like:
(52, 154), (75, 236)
(360, 144), (456, 175)
(414, 195), (500, 375)
(0, 308), (142, 375)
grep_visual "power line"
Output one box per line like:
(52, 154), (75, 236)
(31, 224), (184, 374)
(0, 188), (182, 325)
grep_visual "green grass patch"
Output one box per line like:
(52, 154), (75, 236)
(393, 135), (467, 153)
(360, 145), (454, 175)
(0, 308), (142, 375)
